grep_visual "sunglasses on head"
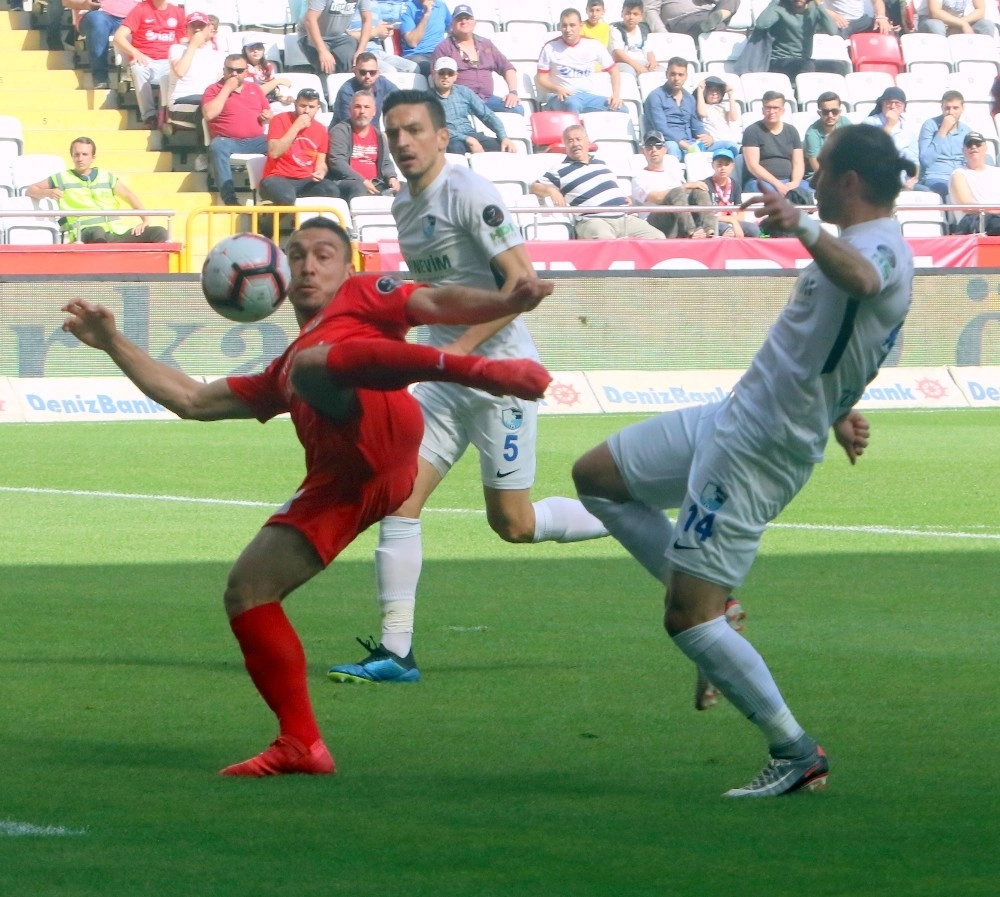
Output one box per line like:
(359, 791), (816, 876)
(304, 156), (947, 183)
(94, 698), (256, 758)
(298, 89), (320, 99)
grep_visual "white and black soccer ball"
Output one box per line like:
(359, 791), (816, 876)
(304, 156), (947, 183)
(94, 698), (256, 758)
(201, 233), (291, 323)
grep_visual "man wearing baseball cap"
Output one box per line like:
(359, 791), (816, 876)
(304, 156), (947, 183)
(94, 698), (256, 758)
(949, 130), (1000, 235)
(862, 87), (919, 190)
(431, 5), (524, 113)
(430, 56), (517, 153)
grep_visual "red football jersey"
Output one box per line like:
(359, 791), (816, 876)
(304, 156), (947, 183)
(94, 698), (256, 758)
(227, 274), (425, 484)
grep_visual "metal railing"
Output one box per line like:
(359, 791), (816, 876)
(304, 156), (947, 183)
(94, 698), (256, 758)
(0, 208), (176, 244)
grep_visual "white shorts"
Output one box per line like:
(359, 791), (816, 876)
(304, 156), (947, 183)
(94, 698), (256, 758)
(608, 402), (813, 589)
(412, 381), (537, 490)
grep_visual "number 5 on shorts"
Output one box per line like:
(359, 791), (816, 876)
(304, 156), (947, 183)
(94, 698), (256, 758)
(503, 434), (518, 461)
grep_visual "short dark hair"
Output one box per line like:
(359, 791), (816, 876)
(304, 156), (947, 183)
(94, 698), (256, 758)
(293, 217), (353, 256)
(560, 7), (583, 21)
(941, 89), (964, 104)
(70, 136), (96, 154)
(382, 89), (447, 131)
(821, 124), (917, 206)
(762, 90), (785, 105)
(667, 56), (688, 70)
(355, 51), (378, 66)
(816, 91), (841, 106)
(622, 0), (643, 10)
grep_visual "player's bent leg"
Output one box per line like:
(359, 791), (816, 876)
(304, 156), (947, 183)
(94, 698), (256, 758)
(222, 525), (334, 777)
(484, 487), (537, 543)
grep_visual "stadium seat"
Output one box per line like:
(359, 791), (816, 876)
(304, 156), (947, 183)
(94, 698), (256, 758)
(383, 71), (429, 92)
(468, 152), (553, 191)
(739, 72), (794, 113)
(294, 197), (352, 232)
(0, 115), (24, 159)
(279, 72), (329, 110)
(0, 196), (61, 245)
(236, 0), (292, 32)
(795, 72), (849, 112)
(894, 190), (947, 236)
(491, 110), (533, 154)
(245, 154), (267, 202)
(324, 73), (354, 106)
(530, 110), (582, 151)
(463, 0), (502, 32)
(683, 150), (715, 181)
(349, 194), (398, 242)
(849, 33), (904, 75)
(10, 153), (64, 195)
(644, 33), (699, 69)
(896, 70), (948, 104)
(811, 34), (852, 73)
(788, 109), (817, 140)
(638, 70), (667, 103)
(698, 31), (747, 75)
(947, 33), (1000, 73)
(198, 0), (240, 31)
(500, 0), (556, 33)
(582, 110), (638, 152)
(900, 32), (952, 77)
(490, 31), (549, 66)
(283, 33), (312, 71)
(844, 70), (896, 113)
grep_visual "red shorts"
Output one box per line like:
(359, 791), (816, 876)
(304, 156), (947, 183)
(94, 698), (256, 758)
(265, 467), (415, 567)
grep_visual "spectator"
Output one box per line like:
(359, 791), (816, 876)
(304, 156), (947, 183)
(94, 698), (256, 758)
(949, 131), (1000, 234)
(754, 0), (846, 81)
(824, 0), (883, 35)
(113, 0), (185, 128)
(863, 86), (920, 190)
(695, 75), (742, 155)
(202, 53), (272, 206)
(643, 57), (711, 161)
(431, 5), (524, 114)
(583, 0), (612, 46)
(332, 52), (400, 125)
(702, 146), (761, 237)
(326, 90), (400, 202)
(399, 0), (452, 77)
(242, 37), (293, 105)
(530, 124), (666, 239)
(611, 0), (658, 75)
(26, 137), (168, 243)
(66, 0), (138, 90)
(644, 0), (739, 38)
(299, 0), (372, 76)
(918, 90), (973, 200)
(803, 91), (849, 179)
(916, 0), (994, 36)
(537, 8), (626, 114)
(166, 12), (226, 130)
(345, 0), (419, 73)
(430, 57), (516, 153)
(741, 90), (812, 201)
(259, 88), (341, 206)
(631, 130), (718, 237)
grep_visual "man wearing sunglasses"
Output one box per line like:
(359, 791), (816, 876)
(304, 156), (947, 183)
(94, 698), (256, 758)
(803, 91), (849, 182)
(331, 51), (400, 126)
(259, 88), (341, 207)
(202, 54), (272, 206)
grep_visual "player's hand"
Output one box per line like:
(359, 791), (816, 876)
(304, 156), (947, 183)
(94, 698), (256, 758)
(62, 299), (119, 351)
(833, 410), (870, 465)
(506, 275), (554, 313)
(741, 189), (799, 233)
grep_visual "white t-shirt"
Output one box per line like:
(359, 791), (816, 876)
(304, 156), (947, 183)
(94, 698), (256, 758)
(949, 163), (1000, 203)
(168, 42), (225, 103)
(701, 102), (743, 144)
(718, 217), (913, 462)
(631, 166), (684, 216)
(537, 36), (615, 93)
(392, 164), (538, 360)
(609, 24), (647, 63)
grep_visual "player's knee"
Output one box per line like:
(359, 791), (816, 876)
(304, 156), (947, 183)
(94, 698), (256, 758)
(571, 444), (622, 502)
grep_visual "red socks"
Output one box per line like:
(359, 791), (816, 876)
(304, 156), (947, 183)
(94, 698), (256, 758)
(325, 341), (551, 400)
(229, 603), (321, 747)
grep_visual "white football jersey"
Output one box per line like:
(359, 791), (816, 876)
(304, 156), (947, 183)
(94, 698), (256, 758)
(718, 217), (914, 462)
(392, 164), (539, 361)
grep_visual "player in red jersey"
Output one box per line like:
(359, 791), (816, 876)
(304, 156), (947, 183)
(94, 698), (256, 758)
(61, 218), (552, 777)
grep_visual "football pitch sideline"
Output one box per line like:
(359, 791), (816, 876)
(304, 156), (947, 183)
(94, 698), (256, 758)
(1, 410), (997, 897)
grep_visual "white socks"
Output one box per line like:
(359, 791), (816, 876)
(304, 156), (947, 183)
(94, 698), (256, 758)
(531, 496), (609, 543)
(671, 616), (805, 750)
(578, 494), (673, 584)
(375, 515), (422, 657)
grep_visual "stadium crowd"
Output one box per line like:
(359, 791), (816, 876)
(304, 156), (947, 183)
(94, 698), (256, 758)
(5, 0), (1000, 242)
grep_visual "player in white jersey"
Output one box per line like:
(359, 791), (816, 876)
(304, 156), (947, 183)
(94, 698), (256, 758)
(573, 123), (916, 798)
(328, 89), (608, 683)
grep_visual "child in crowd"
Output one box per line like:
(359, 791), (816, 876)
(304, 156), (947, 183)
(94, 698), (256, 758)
(242, 37), (293, 105)
(696, 74), (742, 155)
(702, 147), (760, 237)
(610, 0), (657, 74)
(582, 0), (612, 48)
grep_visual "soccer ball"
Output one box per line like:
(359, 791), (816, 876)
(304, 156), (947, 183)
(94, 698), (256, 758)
(201, 233), (291, 323)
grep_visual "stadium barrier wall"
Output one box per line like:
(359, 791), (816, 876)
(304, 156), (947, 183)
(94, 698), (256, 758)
(1, 270), (998, 422)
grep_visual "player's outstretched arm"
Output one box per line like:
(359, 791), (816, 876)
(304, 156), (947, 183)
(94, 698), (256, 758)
(743, 192), (883, 297)
(406, 275), (553, 326)
(61, 299), (255, 421)
(833, 409), (870, 465)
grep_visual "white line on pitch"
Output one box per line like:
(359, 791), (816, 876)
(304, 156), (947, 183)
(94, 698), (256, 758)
(1, 486), (998, 541)
(0, 820), (86, 837)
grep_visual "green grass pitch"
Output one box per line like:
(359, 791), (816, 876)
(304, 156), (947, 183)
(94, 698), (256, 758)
(1, 410), (998, 897)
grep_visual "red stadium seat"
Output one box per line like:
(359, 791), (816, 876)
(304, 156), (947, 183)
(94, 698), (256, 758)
(850, 33), (904, 75)
(529, 111), (584, 153)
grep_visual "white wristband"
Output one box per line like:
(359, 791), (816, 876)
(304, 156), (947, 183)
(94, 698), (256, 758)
(795, 211), (822, 247)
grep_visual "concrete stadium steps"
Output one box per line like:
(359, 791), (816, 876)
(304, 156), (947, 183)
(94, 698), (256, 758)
(0, 87), (121, 114)
(11, 107), (135, 132)
(1, 61), (84, 90)
(22, 128), (162, 154)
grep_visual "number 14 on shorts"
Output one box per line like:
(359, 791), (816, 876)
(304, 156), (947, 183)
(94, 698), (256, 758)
(681, 503), (716, 542)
